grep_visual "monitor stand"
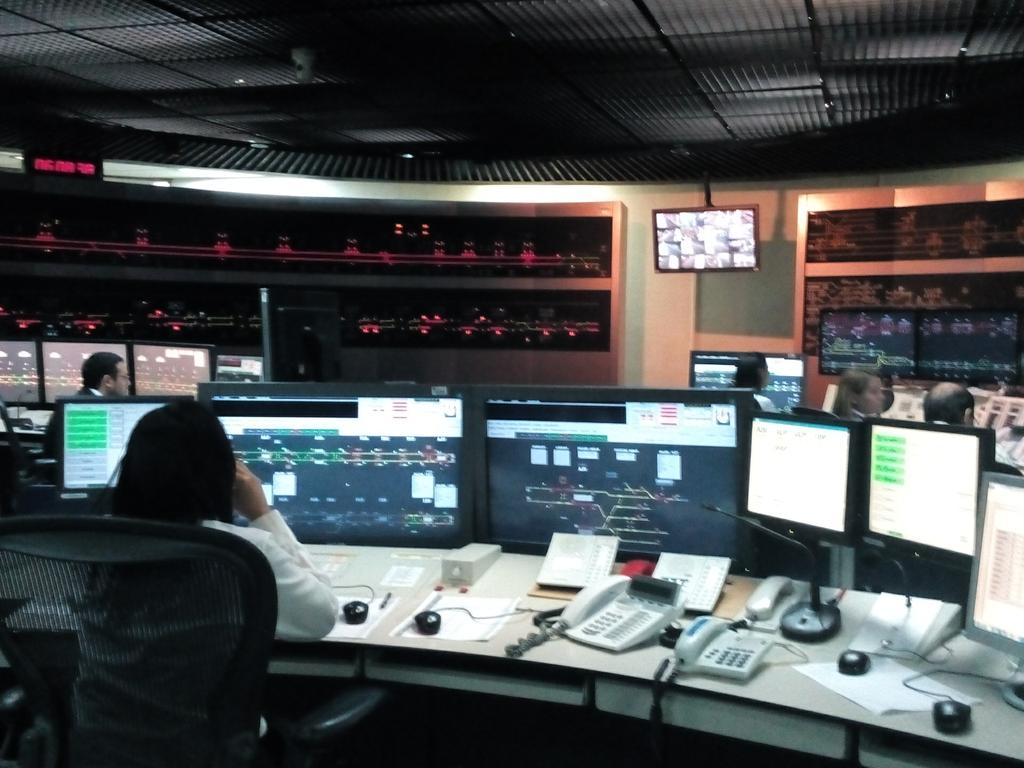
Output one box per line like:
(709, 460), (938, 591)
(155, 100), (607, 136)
(1002, 660), (1024, 712)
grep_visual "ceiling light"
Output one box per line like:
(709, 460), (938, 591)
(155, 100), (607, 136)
(249, 141), (270, 149)
(400, 152), (415, 159)
(234, 78), (246, 84)
(960, 46), (968, 53)
(151, 181), (171, 187)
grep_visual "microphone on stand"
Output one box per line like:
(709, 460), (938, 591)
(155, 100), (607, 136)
(860, 548), (912, 608)
(702, 503), (841, 642)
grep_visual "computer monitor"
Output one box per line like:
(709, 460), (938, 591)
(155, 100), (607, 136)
(58, 397), (182, 492)
(917, 310), (1020, 383)
(260, 287), (342, 382)
(482, 387), (753, 556)
(689, 351), (805, 411)
(0, 340), (40, 404)
(41, 340), (129, 403)
(132, 343), (212, 397)
(202, 383), (469, 546)
(746, 413), (862, 542)
(965, 472), (1024, 710)
(866, 419), (993, 558)
(215, 354), (263, 383)
(653, 206), (759, 272)
(819, 309), (916, 376)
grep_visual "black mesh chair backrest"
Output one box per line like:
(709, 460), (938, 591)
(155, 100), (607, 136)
(0, 516), (277, 768)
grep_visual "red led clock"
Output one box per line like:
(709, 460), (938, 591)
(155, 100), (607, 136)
(25, 153), (102, 179)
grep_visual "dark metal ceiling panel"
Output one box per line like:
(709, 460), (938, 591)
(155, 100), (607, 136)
(0, 31), (137, 64)
(343, 128), (456, 144)
(539, 36), (675, 72)
(597, 94), (713, 121)
(78, 22), (254, 61)
(715, 89), (828, 117)
(0, 0), (179, 29)
(64, 62), (215, 90)
(116, 115), (259, 142)
(814, 0), (976, 28)
(170, 56), (341, 87)
(626, 116), (732, 142)
(692, 60), (820, 93)
(55, 94), (182, 118)
(487, 0), (656, 41)
(826, 63), (956, 110)
(567, 67), (696, 100)
(645, 0), (808, 35)
(822, 30), (969, 61)
(668, 28), (813, 66)
(0, 9), (52, 33)
(0, 64), (99, 90)
(728, 112), (826, 139)
(204, 13), (348, 57)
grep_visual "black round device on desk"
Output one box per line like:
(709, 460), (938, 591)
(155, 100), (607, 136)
(414, 610), (441, 635)
(837, 650), (870, 676)
(932, 700), (971, 734)
(342, 600), (369, 625)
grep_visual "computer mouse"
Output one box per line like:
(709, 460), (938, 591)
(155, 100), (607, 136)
(342, 600), (369, 625)
(414, 610), (442, 635)
(837, 650), (871, 676)
(933, 699), (971, 734)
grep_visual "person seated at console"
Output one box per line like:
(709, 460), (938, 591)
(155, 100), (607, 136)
(112, 400), (338, 640)
(733, 352), (776, 412)
(42, 351), (133, 461)
(832, 369), (885, 420)
(924, 382), (1022, 474)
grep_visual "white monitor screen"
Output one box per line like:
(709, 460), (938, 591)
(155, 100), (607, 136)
(0, 340), (40, 404)
(970, 477), (1024, 646)
(747, 417), (852, 533)
(215, 355), (263, 383)
(868, 424), (981, 555)
(133, 344), (211, 397)
(61, 400), (168, 490)
(42, 341), (129, 402)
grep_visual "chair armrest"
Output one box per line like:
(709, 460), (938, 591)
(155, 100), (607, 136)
(286, 686), (388, 748)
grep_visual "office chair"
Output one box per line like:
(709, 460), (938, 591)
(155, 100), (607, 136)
(0, 516), (388, 768)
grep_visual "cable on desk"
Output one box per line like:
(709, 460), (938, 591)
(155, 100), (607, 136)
(335, 584), (376, 601)
(869, 642), (954, 665)
(649, 656), (677, 768)
(902, 668), (1012, 701)
(772, 642), (810, 664)
(436, 610), (536, 622)
(505, 612), (564, 658)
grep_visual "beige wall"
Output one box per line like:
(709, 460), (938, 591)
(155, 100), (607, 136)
(149, 157), (1024, 388)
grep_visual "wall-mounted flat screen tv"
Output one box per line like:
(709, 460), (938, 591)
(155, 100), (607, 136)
(653, 206), (759, 272)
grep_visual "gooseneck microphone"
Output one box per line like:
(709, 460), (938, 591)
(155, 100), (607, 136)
(702, 503), (841, 642)
(860, 548), (912, 608)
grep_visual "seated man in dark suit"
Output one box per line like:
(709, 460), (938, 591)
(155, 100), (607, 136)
(43, 351), (131, 459)
(924, 382), (1021, 474)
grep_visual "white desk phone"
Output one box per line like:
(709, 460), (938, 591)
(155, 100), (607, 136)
(559, 574), (685, 652)
(675, 615), (773, 680)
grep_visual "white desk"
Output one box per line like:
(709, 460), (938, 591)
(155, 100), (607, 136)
(277, 545), (1024, 767)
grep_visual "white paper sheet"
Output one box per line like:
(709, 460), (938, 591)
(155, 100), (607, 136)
(391, 594), (523, 642)
(381, 565), (425, 588)
(324, 593), (402, 641)
(795, 658), (981, 715)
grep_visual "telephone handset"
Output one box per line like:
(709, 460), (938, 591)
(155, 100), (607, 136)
(561, 575), (683, 652)
(675, 615), (772, 680)
(744, 575), (794, 621)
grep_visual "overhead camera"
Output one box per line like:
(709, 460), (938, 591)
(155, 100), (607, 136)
(290, 46), (316, 84)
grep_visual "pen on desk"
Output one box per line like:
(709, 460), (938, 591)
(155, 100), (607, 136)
(380, 592), (393, 610)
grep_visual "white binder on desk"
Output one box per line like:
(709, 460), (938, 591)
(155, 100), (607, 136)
(849, 592), (962, 658)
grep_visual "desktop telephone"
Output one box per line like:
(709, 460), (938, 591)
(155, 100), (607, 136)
(560, 574), (684, 652)
(536, 533), (619, 589)
(651, 553), (731, 614)
(674, 616), (773, 681)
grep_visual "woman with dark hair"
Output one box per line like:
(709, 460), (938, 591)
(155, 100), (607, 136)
(113, 400), (338, 640)
(732, 352), (776, 412)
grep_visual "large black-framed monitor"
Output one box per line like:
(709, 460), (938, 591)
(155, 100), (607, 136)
(41, 340), (129, 403)
(819, 309), (916, 376)
(653, 206), (759, 272)
(965, 472), (1024, 711)
(746, 412), (863, 544)
(131, 342), (213, 397)
(200, 382), (470, 547)
(916, 309), (1020, 384)
(689, 351), (805, 411)
(865, 418), (993, 560)
(479, 386), (754, 557)
(0, 339), (41, 405)
(58, 396), (187, 493)
(260, 287), (342, 382)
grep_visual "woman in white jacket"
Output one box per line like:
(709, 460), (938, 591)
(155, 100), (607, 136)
(111, 400), (338, 640)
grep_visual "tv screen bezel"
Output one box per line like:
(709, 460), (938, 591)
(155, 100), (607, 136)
(652, 205), (760, 274)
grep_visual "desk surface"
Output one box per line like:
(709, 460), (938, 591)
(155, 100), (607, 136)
(297, 544), (1024, 765)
